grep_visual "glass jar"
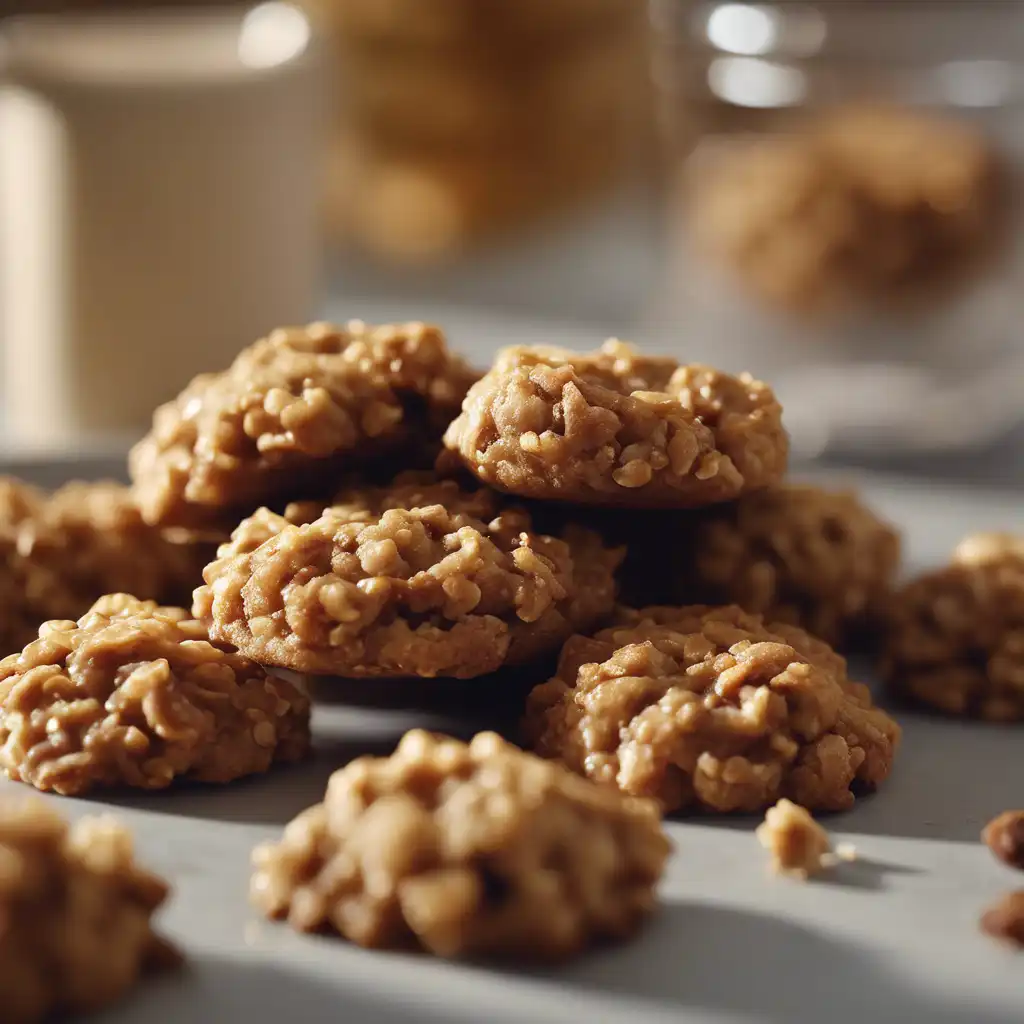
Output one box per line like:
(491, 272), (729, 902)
(648, 0), (1024, 459)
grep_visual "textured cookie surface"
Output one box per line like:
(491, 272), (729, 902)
(526, 605), (900, 813)
(251, 729), (669, 960)
(0, 595), (310, 795)
(0, 798), (178, 1024)
(129, 321), (477, 529)
(442, 341), (787, 508)
(883, 533), (1024, 721)
(194, 488), (622, 679)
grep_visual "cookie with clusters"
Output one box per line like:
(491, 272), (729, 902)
(526, 605), (900, 814)
(129, 321), (478, 529)
(0, 798), (179, 1024)
(0, 595), (310, 795)
(442, 340), (787, 508)
(692, 103), (1001, 315)
(194, 480), (622, 679)
(251, 729), (669, 960)
(0, 478), (211, 656)
(882, 532), (1024, 721)
(687, 485), (900, 647)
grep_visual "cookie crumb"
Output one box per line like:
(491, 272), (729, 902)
(834, 841), (858, 863)
(982, 811), (1024, 871)
(756, 799), (832, 879)
(980, 891), (1024, 948)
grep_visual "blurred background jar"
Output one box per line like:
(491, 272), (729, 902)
(648, 0), (1024, 460)
(302, 0), (654, 264)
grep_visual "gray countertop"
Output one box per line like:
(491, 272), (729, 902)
(0, 458), (1021, 1024)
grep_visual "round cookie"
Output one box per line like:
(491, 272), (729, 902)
(882, 532), (1024, 721)
(129, 321), (478, 530)
(0, 595), (311, 796)
(525, 605), (901, 814)
(193, 489), (622, 679)
(250, 728), (669, 959)
(688, 485), (901, 647)
(0, 479), (212, 657)
(693, 104), (1001, 316)
(442, 341), (787, 507)
(0, 799), (178, 1024)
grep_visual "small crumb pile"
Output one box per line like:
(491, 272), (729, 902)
(756, 799), (833, 879)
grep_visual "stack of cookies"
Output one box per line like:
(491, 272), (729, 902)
(4, 318), (1023, 978)
(305, 0), (651, 261)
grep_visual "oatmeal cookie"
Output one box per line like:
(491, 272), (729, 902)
(0, 595), (310, 796)
(21, 480), (213, 611)
(688, 485), (900, 647)
(281, 470), (506, 534)
(0, 479), (211, 657)
(129, 321), (478, 529)
(692, 104), (1001, 316)
(882, 533), (1024, 721)
(756, 798), (832, 879)
(0, 481), (63, 656)
(0, 798), (178, 1024)
(983, 811), (1024, 872)
(442, 341), (787, 507)
(251, 729), (669, 959)
(194, 491), (621, 679)
(526, 605), (900, 814)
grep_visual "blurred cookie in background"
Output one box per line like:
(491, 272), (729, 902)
(305, 0), (653, 262)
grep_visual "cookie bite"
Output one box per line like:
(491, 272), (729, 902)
(0, 595), (310, 796)
(526, 605), (900, 814)
(251, 729), (669, 960)
(882, 532), (1024, 721)
(442, 340), (787, 507)
(194, 487), (622, 679)
(0, 799), (178, 1024)
(129, 321), (478, 530)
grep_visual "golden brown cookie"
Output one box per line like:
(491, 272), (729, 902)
(688, 485), (901, 647)
(526, 605), (900, 814)
(692, 104), (1001, 316)
(882, 533), (1024, 721)
(443, 341), (787, 508)
(250, 729), (669, 959)
(0, 595), (310, 795)
(129, 321), (477, 529)
(194, 487), (622, 679)
(0, 798), (179, 1024)
(0, 478), (212, 657)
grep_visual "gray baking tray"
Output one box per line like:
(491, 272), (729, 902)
(2, 456), (1021, 1024)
